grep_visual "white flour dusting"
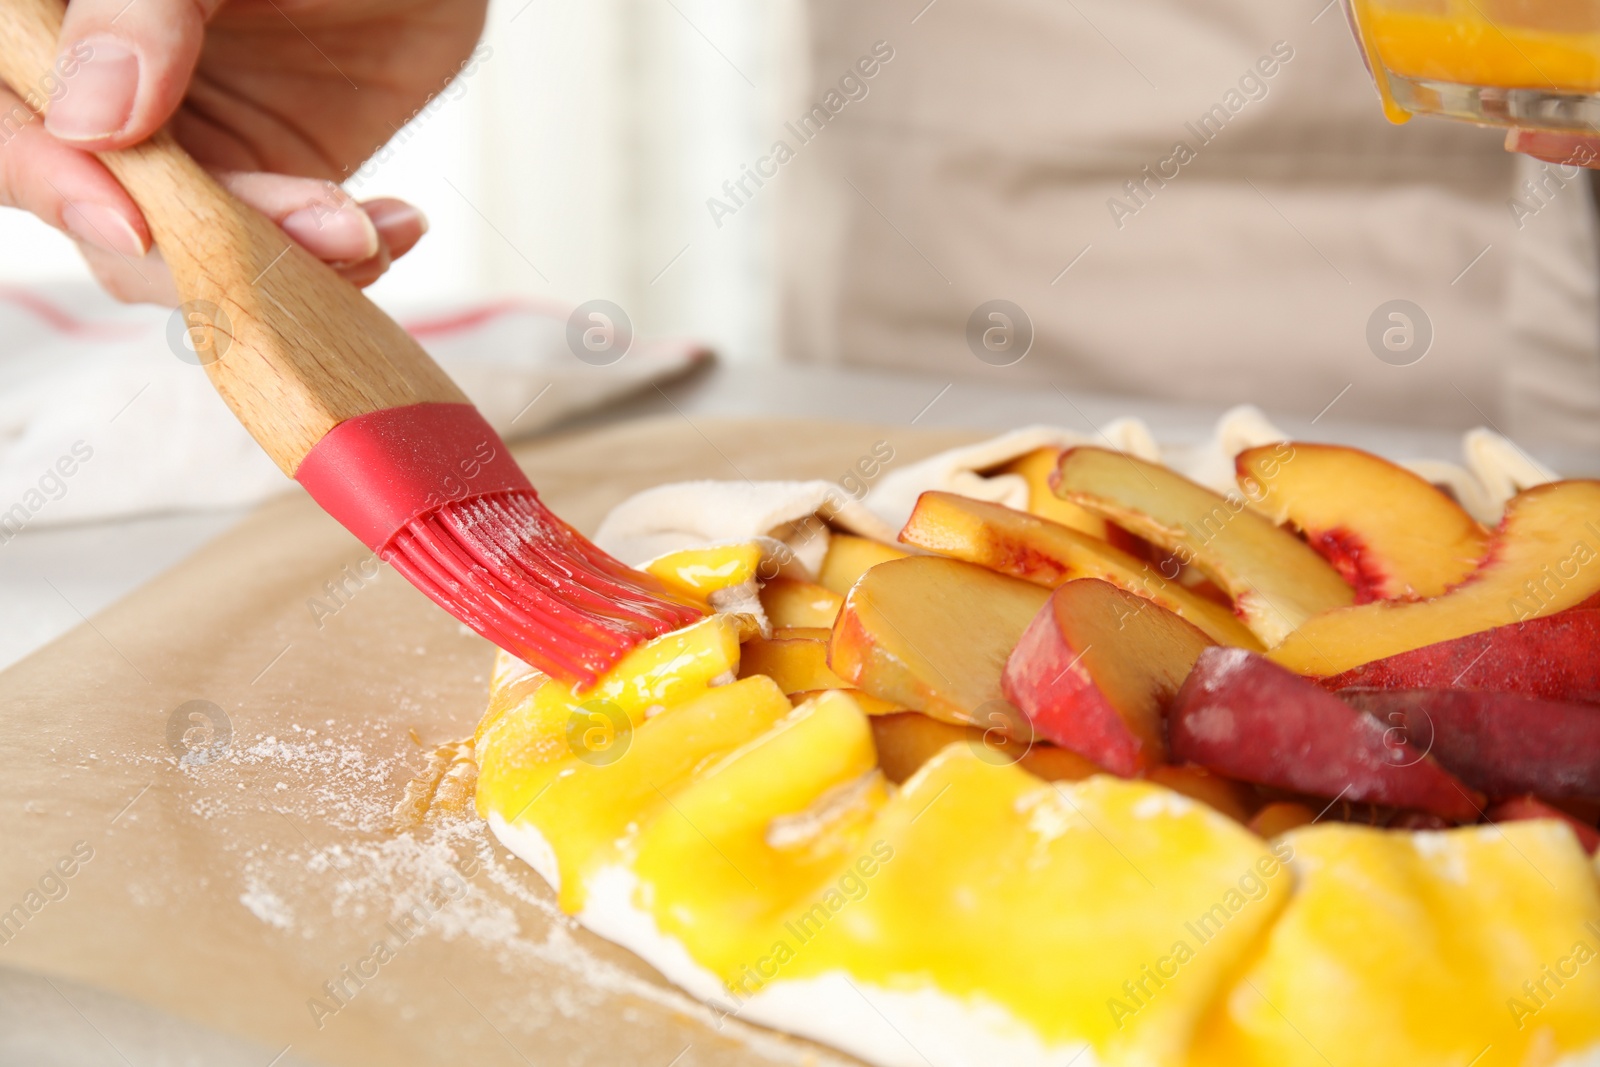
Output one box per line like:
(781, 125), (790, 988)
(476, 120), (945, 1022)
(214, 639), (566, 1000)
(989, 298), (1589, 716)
(199, 720), (846, 1066)
(238, 880), (294, 930)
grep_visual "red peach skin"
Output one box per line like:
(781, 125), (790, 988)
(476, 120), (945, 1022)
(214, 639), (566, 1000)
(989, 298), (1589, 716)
(1337, 687), (1600, 798)
(1170, 647), (1484, 822)
(1002, 578), (1213, 776)
(1323, 611), (1600, 705)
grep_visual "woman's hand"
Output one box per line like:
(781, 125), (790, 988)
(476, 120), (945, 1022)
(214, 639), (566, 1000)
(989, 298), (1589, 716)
(0, 0), (488, 303)
(1506, 129), (1600, 170)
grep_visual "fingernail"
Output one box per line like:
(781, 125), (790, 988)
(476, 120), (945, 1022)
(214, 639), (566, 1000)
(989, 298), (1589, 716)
(1508, 127), (1555, 154)
(282, 203), (380, 263)
(45, 36), (139, 141)
(62, 200), (148, 257)
(365, 201), (428, 238)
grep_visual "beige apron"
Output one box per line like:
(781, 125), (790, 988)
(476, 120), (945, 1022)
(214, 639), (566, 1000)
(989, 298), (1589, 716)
(780, 0), (1600, 450)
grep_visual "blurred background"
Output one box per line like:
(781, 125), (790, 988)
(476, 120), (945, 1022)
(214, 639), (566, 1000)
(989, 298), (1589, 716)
(0, 0), (810, 363)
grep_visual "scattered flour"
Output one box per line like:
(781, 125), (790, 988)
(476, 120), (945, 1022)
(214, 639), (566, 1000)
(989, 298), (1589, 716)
(238, 880), (294, 930)
(197, 716), (842, 1066)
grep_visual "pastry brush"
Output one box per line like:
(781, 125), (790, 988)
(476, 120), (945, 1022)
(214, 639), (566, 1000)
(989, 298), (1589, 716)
(0, 0), (704, 686)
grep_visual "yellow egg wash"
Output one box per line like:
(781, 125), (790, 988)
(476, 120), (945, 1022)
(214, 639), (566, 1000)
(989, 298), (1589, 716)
(476, 607), (1600, 1064)
(762, 753), (1292, 1064)
(1188, 822), (1600, 1067)
(643, 541), (765, 601)
(477, 626), (1298, 1063)
(473, 613), (743, 850)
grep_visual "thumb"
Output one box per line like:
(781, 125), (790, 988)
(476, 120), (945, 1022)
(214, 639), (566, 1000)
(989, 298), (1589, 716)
(44, 0), (224, 148)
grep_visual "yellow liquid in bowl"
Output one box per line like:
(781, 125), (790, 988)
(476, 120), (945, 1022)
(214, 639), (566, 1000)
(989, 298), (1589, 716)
(1351, 0), (1600, 121)
(1356, 0), (1600, 122)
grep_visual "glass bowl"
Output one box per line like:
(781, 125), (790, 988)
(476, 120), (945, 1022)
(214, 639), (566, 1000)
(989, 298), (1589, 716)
(1342, 0), (1600, 132)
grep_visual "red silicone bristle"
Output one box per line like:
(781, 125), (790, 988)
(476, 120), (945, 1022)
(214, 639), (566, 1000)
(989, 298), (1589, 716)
(294, 404), (703, 686)
(381, 491), (704, 686)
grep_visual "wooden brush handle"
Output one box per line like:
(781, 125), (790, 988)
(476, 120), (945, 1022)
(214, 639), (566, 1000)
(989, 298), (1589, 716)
(0, 0), (467, 474)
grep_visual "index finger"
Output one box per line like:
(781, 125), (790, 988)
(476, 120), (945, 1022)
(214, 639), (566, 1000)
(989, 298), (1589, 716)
(1505, 128), (1600, 170)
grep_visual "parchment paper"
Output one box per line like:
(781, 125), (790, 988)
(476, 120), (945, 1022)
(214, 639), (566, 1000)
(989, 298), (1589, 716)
(0, 417), (978, 1067)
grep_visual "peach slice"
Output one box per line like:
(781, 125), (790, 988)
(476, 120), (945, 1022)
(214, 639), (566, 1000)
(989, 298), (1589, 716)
(869, 711), (986, 784)
(789, 688), (902, 715)
(1188, 821), (1600, 1067)
(899, 490), (1262, 649)
(1247, 801), (1317, 838)
(1146, 764), (1258, 824)
(816, 533), (907, 597)
(816, 753), (1293, 1067)
(1487, 796), (1600, 854)
(1002, 578), (1215, 776)
(487, 675), (795, 911)
(772, 626), (832, 641)
(758, 576), (843, 628)
(1015, 743), (1108, 784)
(1237, 443), (1488, 601)
(1322, 609), (1600, 704)
(868, 710), (1104, 785)
(990, 446), (1110, 537)
(1053, 447), (1354, 645)
(643, 541), (764, 601)
(1337, 687), (1600, 798)
(739, 635), (852, 694)
(1269, 480), (1600, 676)
(1170, 648), (1484, 822)
(828, 555), (1050, 728)
(628, 690), (889, 975)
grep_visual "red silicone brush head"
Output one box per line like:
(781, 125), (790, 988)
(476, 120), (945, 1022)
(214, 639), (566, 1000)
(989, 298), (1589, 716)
(384, 491), (703, 683)
(295, 403), (704, 686)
